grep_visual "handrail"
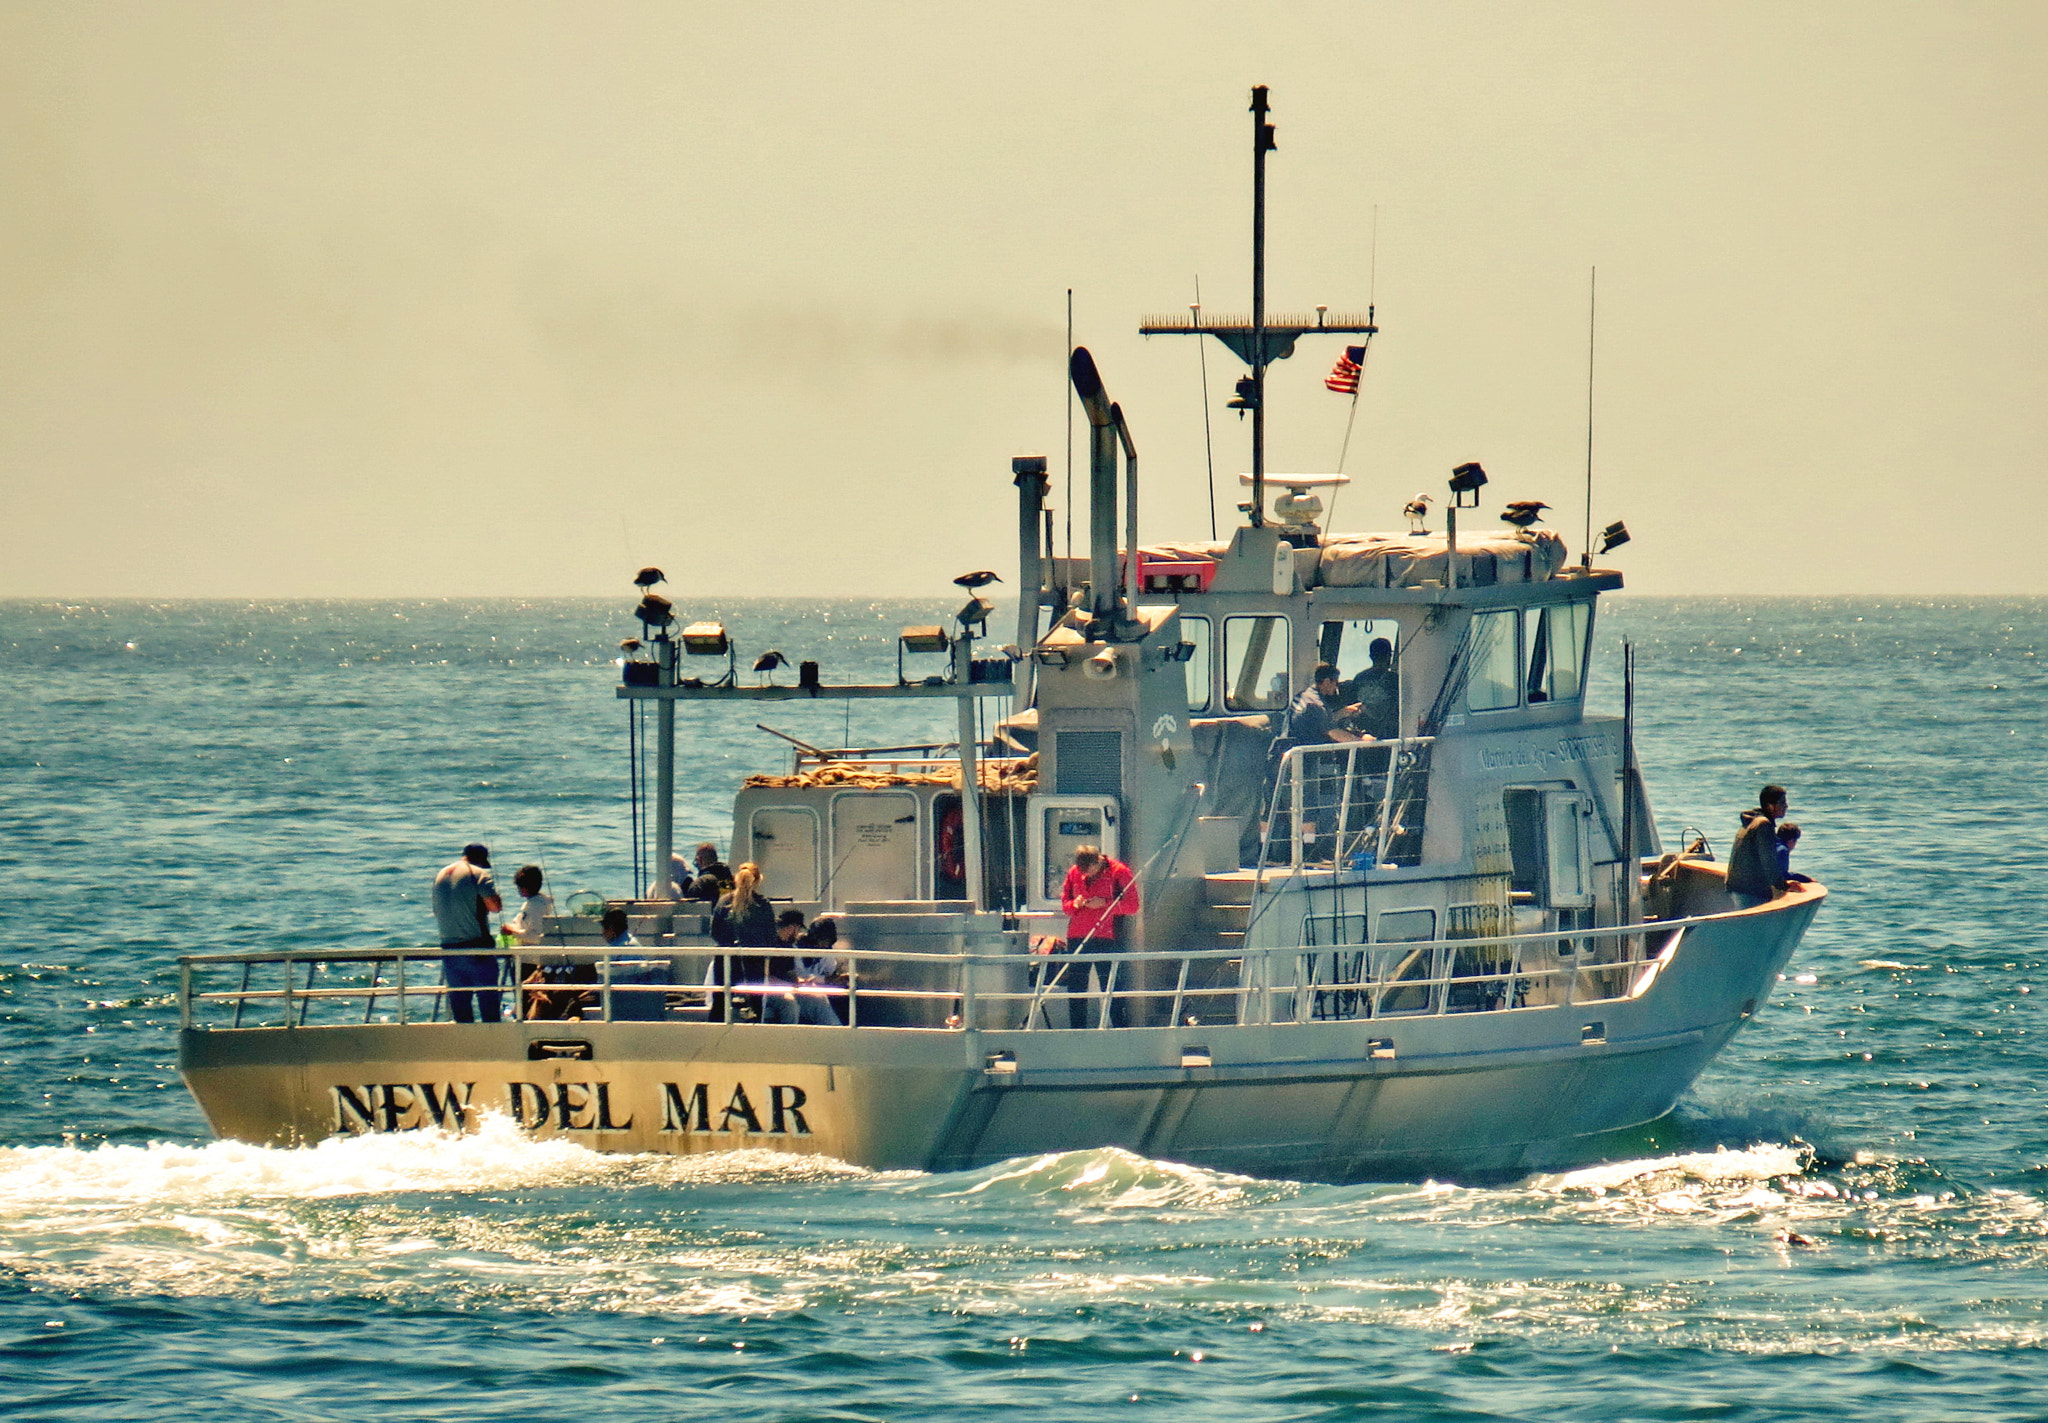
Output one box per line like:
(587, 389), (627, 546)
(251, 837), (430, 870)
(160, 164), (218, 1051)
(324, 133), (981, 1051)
(174, 909), (1741, 970)
(172, 896), (1822, 1032)
(1247, 736), (1432, 939)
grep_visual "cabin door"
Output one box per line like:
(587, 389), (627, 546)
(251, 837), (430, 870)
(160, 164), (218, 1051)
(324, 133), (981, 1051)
(749, 807), (821, 903)
(828, 791), (921, 906)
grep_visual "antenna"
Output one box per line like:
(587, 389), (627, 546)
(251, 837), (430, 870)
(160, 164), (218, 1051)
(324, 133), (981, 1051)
(1582, 266), (1597, 569)
(1325, 212), (1379, 531)
(1194, 277), (1217, 539)
(1249, 85), (1274, 528)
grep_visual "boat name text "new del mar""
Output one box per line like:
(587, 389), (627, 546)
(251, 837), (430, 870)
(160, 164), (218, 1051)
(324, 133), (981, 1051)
(329, 1081), (814, 1137)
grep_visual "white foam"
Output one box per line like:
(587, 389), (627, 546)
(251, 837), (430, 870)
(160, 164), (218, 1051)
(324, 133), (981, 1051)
(1540, 1143), (1809, 1195)
(0, 1114), (878, 1210)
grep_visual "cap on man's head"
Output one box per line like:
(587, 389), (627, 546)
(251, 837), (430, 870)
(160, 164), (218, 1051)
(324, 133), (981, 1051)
(463, 842), (491, 865)
(776, 908), (808, 928)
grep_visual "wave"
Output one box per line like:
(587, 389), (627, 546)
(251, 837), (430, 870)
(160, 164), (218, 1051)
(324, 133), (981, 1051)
(1533, 1143), (1810, 1196)
(902, 1147), (1297, 1212)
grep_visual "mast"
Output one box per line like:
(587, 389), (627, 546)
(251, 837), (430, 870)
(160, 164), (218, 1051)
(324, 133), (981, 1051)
(1249, 84), (1273, 528)
(1137, 89), (1375, 527)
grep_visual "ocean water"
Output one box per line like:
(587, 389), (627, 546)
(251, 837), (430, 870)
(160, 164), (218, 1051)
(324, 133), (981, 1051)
(2, 595), (2045, 1420)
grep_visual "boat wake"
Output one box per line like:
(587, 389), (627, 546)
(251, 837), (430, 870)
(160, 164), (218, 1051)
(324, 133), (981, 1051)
(0, 1113), (878, 1209)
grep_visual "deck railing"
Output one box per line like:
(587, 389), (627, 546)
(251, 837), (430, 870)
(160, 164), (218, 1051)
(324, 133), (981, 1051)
(177, 913), (1717, 1034)
(1259, 738), (1432, 873)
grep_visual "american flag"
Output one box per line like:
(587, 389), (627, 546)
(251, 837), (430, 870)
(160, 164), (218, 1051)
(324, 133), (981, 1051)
(1324, 345), (1366, 394)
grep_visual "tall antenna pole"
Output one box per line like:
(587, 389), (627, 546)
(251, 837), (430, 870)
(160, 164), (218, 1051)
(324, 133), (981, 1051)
(1582, 266), (1597, 568)
(1195, 277), (1217, 539)
(1249, 85), (1274, 528)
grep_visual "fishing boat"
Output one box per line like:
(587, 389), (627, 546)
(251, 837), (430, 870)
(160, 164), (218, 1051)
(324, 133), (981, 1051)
(176, 89), (1823, 1182)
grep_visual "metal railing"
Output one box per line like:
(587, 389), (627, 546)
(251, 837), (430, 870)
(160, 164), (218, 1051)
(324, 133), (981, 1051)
(178, 911), (1713, 1034)
(1259, 737), (1432, 873)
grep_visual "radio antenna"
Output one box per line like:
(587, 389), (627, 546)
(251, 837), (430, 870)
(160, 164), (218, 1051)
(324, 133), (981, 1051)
(1194, 276), (1217, 539)
(1324, 206), (1380, 532)
(1582, 266), (1597, 569)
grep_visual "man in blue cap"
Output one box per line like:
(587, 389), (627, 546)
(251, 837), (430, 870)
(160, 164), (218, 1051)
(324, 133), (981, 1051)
(433, 842), (504, 1022)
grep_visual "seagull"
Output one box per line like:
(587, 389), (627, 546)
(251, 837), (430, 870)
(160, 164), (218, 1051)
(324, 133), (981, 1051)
(1402, 493), (1433, 535)
(633, 566), (666, 588)
(953, 570), (1003, 589)
(753, 649), (789, 684)
(1500, 500), (1551, 528)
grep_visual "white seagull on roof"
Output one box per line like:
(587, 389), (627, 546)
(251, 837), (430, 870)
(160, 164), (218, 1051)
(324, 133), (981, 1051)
(1402, 492), (1433, 535)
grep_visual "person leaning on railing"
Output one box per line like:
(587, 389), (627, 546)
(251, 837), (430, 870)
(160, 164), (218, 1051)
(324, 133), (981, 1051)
(431, 841), (504, 1023)
(1726, 784), (1794, 909)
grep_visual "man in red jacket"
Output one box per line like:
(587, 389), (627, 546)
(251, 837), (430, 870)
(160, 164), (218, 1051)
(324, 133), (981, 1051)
(1059, 845), (1140, 1026)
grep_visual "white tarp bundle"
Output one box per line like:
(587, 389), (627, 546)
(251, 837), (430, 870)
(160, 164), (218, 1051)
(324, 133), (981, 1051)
(1316, 530), (1567, 589)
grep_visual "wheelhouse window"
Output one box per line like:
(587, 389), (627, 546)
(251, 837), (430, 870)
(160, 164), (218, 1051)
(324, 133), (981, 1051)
(1180, 615), (1213, 713)
(1375, 909), (1436, 943)
(1317, 617), (1401, 738)
(1224, 615), (1291, 711)
(1524, 602), (1589, 704)
(1465, 610), (1521, 711)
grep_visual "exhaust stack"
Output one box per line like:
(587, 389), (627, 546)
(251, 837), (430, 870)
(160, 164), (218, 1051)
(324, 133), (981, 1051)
(1069, 347), (1132, 637)
(1011, 454), (1049, 702)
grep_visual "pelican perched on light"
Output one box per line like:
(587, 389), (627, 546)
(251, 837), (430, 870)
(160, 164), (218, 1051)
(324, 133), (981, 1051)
(1500, 500), (1551, 529)
(1402, 493), (1433, 535)
(953, 570), (1002, 590)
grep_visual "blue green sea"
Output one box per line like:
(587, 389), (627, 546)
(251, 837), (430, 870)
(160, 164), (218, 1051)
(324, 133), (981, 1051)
(3, 596), (2045, 1420)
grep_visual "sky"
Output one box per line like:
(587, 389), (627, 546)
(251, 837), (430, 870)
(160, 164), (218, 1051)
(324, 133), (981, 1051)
(3, 1), (2044, 600)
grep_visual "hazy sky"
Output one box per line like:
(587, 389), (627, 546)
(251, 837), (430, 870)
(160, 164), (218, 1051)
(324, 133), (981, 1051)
(4, 2), (2044, 599)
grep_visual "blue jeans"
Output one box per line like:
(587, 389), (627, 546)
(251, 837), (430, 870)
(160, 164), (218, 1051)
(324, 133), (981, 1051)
(442, 945), (504, 1022)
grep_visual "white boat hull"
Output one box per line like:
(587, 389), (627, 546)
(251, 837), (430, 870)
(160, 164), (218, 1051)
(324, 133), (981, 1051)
(179, 893), (1820, 1182)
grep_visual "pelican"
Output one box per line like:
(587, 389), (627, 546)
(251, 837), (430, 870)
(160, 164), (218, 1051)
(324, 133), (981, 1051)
(633, 566), (666, 588)
(753, 649), (789, 684)
(1402, 493), (1433, 535)
(953, 570), (1002, 589)
(1500, 500), (1550, 528)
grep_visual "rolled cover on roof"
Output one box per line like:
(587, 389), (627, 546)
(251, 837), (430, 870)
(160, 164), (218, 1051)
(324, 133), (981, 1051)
(1317, 530), (1567, 588)
(1135, 540), (1232, 563)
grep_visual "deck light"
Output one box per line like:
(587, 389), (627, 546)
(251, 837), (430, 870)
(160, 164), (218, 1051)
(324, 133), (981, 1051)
(1595, 520), (1631, 555)
(681, 621), (729, 655)
(1033, 647), (1071, 668)
(634, 593), (674, 628)
(1448, 461), (1488, 508)
(898, 625), (951, 686)
(955, 595), (996, 633)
